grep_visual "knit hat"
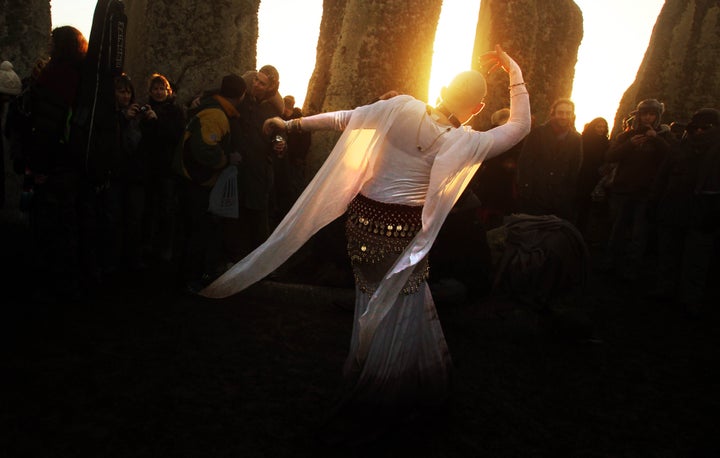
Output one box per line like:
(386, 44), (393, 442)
(0, 61), (22, 95)
(636, 98), (664, 115)
(220, 73), (246, 99)
(686, 108), (719, 132)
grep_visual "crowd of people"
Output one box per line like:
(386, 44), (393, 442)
(2, 24), (719, 445)
(0, 26), (311, 300)
(0, 26), (718, 312)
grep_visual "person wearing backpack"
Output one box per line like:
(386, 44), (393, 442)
(175, 73), (246, 294)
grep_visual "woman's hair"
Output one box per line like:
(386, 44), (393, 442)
(148, 73), (173, 95)
(583, 117), (608, 136)
(50, 26), (88, 64)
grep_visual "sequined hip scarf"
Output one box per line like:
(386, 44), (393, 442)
(345, 193), (429, 295)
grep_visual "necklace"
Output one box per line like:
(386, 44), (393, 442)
(416, 110), (451, 152)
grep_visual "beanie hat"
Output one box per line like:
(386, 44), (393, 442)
(686, 108), (719, 132)
(220, 73), (246, 99)
(636, 98), (664, 116)
(0, 61), (22, 95)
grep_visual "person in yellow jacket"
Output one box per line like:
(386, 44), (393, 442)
(176, 74), (246, 293)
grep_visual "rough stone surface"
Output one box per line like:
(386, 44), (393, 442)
(123, 0), (260, 105)
(0, 0), (51, 78)
(303, 0), (443, 177)
(304, 0), (348, 117)
(614, 0), (720, 135)
(470, 0), (583, 131)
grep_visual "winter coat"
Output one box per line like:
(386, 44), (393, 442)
(143, 96), (185, 177)
(653, 127), (720, 231)
(606, 125), (672, 198)
(517, 122), (582, 219)
(235, 93), (283, 211)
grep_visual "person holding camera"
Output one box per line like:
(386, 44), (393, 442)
(96, 74), (156, 273)
(139, 73), (185, 264)
(599, 98), (674, 280)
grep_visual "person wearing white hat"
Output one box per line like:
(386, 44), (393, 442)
(0, 60), (22, 96)
(1, 60), (23, 209)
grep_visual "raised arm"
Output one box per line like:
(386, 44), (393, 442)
(481, 46), (531, 159)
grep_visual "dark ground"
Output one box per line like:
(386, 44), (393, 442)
(1, 220), (719, 458)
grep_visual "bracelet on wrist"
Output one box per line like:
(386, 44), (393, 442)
(286, 118), (303, 134)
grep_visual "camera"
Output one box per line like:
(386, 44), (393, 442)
(139, 105), (149, 114)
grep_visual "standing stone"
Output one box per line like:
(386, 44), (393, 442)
(304, 0), (443, 176)
(123, 0), (259, 105)
(615, 0), (720, 133)
(304, 0), (347, 117)
(0, 0), (50, 78)
(471, 0), (583, 131)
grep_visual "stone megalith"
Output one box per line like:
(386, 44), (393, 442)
(303, 0), (443, 175)
(303, 0), (347, 117)
(615, 0), (720, 134)
(123, 0), (259, 105)
(470, 0), (583, 131)
(0, 0), (50, 78)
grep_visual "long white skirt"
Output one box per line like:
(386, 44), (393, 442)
(341, 282), (453, 409)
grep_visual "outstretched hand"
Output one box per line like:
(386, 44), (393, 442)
(478, 44), (513, 75)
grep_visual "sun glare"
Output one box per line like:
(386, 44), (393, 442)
(50, 0), (665, 133)
(256, 0), (480, 109)
(571, 0), (664, 133)
(427, 1), (481, 105)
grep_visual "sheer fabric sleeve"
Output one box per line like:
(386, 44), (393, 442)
(485, 59), (531, 159)
(298, 110), (354, 131)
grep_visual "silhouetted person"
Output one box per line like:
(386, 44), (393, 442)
(600, 99), (673, 280)
(649, 108), (720, 316)
(517, 98), (582, 222)
(25, 26), (88, 303)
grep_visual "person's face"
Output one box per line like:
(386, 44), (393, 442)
(150, 82), (169, 103)
(594, 122), (608, 136)
(689, 124), (715, 137)
(115, 86), (132, 108)
(252, 72), (271, 99)
(551, 103), (574, 129)
(638, 110), (657, 128)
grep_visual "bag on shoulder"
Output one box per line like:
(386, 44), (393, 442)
(208, 165), (239, 219)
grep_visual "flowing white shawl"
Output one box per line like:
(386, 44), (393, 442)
(201, 95), (494, 351)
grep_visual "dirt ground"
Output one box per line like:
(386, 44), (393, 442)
(1, 221), (719, 458)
